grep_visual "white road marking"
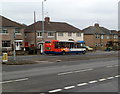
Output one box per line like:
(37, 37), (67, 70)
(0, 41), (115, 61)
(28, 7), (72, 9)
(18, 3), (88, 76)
(48, 89), (62, 93)
(58, 68), (93, 76)
(58, 72), (73, 75)
(114, 65), (118, 67)
(74, 70), (82, 73)
(48, 75), (119, 92)
(64, 86), (75, 90)
(106, 66), (113, 68)
(0, 78), (29, 84)
(99, 78), (106, 82)
(88, 80), (98, 84)
(115, 75), (120, 78)
(77, 83), (88, 86)
(107, 77), (114, 80)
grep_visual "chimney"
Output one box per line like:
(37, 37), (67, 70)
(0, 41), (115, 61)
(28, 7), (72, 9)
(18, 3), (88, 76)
(45, 17), (50, 23)
(94, 23), (99, 27)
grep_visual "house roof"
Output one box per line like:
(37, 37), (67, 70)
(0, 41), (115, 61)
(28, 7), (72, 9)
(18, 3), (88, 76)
(25, 20), (83, 33)
(110, 30), (118, 35)
(0, 15), (24, 28)
(83, 24), (111, 35)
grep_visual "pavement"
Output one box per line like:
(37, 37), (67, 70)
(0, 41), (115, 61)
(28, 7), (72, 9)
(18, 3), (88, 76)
(5, 51), (119, 65)
(1, 51), (119, 93)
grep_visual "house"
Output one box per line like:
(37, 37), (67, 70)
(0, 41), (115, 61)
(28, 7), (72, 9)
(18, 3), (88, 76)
(25, 17), (84, 53)
(0, 16), (25, 55)
(83, 23), (118, 50)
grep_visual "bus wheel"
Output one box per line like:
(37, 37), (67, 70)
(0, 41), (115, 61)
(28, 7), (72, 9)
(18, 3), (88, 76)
(83, 51), (86, 54)
(62, 51), (66, 55)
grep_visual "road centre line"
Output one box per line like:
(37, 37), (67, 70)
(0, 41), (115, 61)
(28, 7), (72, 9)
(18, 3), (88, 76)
(107, 77), (114, 80)
(48, 89), (62, 93)
(0, 78), (29, 84)
(48, 75), (119, 93)
(98, 78), (107, 82)
(88, 80), (98, 84)
(115, 75), (120, 78)
(58, 72), (73, 75)
(64, 86), (75, 90)
(77, 83), (88, 86)
(106, 66), (113, 68)
(58, 68), (93, 76)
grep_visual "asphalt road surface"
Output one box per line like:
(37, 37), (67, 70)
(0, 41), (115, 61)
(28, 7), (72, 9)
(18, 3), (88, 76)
(2, 51), (119, 93)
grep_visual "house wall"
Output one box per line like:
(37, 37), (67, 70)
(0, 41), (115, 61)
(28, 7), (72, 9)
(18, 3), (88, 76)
(84, 34), (118, 49)
(2, 27), (24, 51)
(56, 32), (84, 41)
(25, 31), (56, 46)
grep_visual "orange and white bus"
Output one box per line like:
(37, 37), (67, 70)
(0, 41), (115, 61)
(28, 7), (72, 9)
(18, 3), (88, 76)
(44, 40), (86, 55)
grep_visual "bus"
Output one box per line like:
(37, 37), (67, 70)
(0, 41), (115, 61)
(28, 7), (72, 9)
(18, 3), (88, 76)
(44, 40), (86, 55)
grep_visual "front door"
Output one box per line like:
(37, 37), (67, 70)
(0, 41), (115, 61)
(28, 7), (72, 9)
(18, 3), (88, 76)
(39, 44), (43, 53)
(15, 42), (21, 50)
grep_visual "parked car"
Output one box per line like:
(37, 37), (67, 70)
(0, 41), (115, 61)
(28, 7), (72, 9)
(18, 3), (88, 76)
(85, 46), (94, 51)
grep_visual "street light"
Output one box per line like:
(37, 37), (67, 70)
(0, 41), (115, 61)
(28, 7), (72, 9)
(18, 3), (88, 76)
(42, 0), (46, 54)
(42, 0), (46, 42)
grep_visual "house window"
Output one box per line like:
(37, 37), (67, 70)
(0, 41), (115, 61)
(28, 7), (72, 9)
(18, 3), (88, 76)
(76, 32), (81, 37)
(95, 43), (99, 47)
(48, 32), (54, 37)
(68, 32), (72, 37)
(101, 35), (104, 39)
(37, 32), (42, 37)
(106, 35), (110, 39)
(114, 35), (118, 39)
(15, 28), (21, 34)
(2, 41), (11, 47)
(95, 34), (100, 38)
(0, 28), (8, 34)
(58, 32), (64, 36)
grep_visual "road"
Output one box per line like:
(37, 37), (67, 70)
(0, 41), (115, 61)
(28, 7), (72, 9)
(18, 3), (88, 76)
(1, 51), (119, 93)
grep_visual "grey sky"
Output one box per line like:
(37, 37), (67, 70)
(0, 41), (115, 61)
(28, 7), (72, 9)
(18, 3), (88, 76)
(1, 0), (119, 30)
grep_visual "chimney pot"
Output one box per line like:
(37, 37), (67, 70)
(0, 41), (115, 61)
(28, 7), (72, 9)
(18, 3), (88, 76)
(45, 17), (50, 23)
(94, 23), (99, 27)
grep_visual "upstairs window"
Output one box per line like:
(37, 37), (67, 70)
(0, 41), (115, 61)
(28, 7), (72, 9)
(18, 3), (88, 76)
(15, 28), (21, 34)
(68, 32), (72, 37)
(48, 32), (54, 37)
(101, 35), (104, 39)
(58, 32), (64, 36)
(95, 34), (100, 39)
(0, 28), (8, 34)
(37, 32), (42, 37)
(106, 35), (110, 39)
(76, 32), (81, 37)
(114, 35), (118, 39)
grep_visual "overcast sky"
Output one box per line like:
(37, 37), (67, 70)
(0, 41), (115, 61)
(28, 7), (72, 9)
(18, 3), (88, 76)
(1, 0), (119, 30)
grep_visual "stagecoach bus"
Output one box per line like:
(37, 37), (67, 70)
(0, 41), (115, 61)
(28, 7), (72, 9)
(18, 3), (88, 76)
(44, 40), (86, 55)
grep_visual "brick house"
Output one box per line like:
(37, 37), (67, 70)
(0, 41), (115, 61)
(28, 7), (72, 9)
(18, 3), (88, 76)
(83, 24), (118, 50)
(25, 17), (84, 53)
(0, 16), (25, 55)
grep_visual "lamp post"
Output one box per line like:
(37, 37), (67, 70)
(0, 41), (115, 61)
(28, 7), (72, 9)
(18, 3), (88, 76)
(13, 30), (16, 61)
(42, 0), (46, 54)
(42, 0), (46, 42)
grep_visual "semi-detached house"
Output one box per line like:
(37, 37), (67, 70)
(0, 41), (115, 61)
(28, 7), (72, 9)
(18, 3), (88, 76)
(0, 16), (25, 55)
(25, 17), (84, 53)
(83, 24), (118, 50)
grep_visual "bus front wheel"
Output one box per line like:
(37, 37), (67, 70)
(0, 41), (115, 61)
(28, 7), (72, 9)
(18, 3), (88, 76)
(83, 51), (86, 54)
(62, 51), (66, 55)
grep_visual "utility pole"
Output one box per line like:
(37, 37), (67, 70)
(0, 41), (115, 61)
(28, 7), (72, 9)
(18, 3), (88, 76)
(42, 0), (47, 54)
(13, 30), (16, 61)
(34, 11), (37, 54)
(42, 1), (45, 42)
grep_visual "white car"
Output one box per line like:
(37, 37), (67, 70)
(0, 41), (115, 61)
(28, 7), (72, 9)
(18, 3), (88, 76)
(85, 46), (94, 51)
